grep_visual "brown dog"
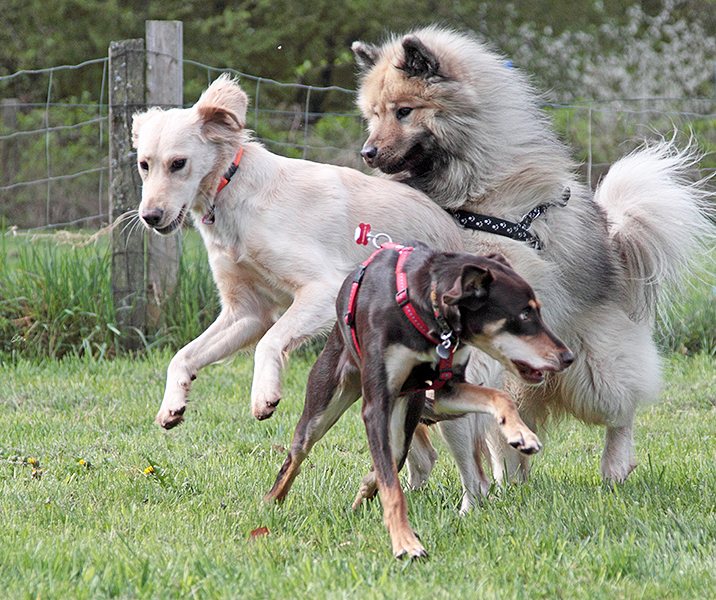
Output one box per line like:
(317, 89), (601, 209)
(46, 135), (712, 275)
(265, 241), (573, 558)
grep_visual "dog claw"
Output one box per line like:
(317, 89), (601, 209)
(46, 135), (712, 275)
(396, 547), (428, 560)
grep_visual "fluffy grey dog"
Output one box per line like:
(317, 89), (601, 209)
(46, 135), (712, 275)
(352, 25), (713, 510)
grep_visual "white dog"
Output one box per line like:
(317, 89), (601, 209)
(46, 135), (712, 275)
(131, 74), (465, 427)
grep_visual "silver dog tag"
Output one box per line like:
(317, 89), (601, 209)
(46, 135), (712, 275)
(436, 340), (451, 359)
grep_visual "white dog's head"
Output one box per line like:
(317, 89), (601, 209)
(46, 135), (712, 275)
(131, 74), (248, 234)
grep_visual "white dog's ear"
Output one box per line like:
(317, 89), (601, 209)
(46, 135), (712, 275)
(131, 107), (162, 149)
(195, 74), (248, 133)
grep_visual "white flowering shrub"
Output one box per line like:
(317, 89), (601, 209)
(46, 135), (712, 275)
(478, 1), (716, 174)
(498, 2), (716, 102)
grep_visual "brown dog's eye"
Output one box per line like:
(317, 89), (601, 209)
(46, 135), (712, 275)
(396, 107), (412, 120)
(170, 159), (187, 172)
(518, 309), (531, 322)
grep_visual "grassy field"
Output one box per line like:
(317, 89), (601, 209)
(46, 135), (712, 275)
(1, 349), (715, 600)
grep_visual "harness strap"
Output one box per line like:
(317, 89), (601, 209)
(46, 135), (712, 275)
(394, 247), (440, 345)
(450, 187), (571, 250)
(203, 148), (244, 225)
(344, 243), (454, 392)
(345, 242), (404, 359)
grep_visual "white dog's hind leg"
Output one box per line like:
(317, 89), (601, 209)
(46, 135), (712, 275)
(405, 423), (438, 490)
(438, 416), (491, 514)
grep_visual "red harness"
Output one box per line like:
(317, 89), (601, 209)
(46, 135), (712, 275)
(344, 243), (455, 392)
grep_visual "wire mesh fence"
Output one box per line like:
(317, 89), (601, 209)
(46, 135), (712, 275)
(1, 50), (715, 232)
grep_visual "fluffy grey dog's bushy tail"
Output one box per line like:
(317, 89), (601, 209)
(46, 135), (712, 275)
(593, 137), (714, 317)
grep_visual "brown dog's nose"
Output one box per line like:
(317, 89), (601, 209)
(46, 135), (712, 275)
(360, 145), (378, 164)
(141, 208), (164, 228)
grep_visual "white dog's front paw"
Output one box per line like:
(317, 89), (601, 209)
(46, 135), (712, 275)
(250, 390), (281, 420)
(155, 388), (189, 429)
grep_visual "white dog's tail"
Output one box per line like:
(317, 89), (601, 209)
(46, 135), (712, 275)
(594, 137), (714, 317)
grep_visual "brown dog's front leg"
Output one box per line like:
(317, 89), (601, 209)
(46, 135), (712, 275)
(362, 392), (427, 560)
(435, 382), (542, 455)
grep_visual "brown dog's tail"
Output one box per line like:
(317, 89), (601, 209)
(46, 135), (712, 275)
(594, 136), (714, 319)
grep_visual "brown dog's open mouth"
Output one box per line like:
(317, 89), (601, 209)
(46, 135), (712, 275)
(513, 361), (546, 384)
(156, 206), (187, 235)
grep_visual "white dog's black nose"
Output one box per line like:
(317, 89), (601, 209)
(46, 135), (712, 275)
(141, 208), (164, 228)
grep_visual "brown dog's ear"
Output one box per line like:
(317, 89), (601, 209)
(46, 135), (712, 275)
(434, 264), (492, 334)
(443, 264), (493, 308)
(400, 35), (442, 80)
(352, 41), (380, 71)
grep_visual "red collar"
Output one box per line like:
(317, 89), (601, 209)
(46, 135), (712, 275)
(203, 148), (243, 225)
(344, 243), (455, 392)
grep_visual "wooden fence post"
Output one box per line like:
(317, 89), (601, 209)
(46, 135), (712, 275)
(109, 38), (146, 351)
(145, 20), (183, 328)
(109, 22), (183, 350)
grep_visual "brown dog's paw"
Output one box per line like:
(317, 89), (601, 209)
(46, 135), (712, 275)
(391, 529), (428, 560)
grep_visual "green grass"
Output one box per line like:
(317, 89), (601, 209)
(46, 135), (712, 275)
(1, 350), (715, 599)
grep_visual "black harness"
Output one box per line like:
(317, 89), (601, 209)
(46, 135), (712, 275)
(450, 187), (571, 250)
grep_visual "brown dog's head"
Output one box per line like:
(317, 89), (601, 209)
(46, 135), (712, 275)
(131, 74), (248, 234)
(432, 252), (573, 384)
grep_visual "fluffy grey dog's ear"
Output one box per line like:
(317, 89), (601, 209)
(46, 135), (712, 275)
(352, 41), (380, 70)
(401, 35), (441, 80)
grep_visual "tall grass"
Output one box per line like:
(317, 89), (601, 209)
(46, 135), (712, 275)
(0, 228), (220, 361)
(2, 227), (714, 362)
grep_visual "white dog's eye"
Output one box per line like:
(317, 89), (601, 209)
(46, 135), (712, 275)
(139, 160), (149, 171)
(171, 159), (187, 172)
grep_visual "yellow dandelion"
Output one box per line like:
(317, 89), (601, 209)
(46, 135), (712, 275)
(28, 458), (38, 465)
(144, 465), (155, 475)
